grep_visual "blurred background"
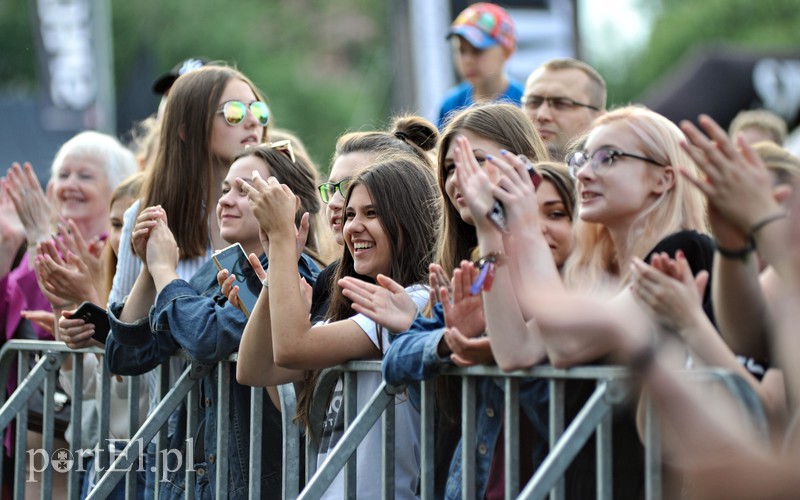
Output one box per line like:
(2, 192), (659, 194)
(1, 0), (799, 180)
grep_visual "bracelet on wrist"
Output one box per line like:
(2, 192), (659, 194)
(470, 251), (507, 295)
(715, 240), (755, 263)
(748, 212), (787, 240)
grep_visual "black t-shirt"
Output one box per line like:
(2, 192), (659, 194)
(309, 261), (338, 323)
(643, 229), (716, 327)
(308, 260), (373, 323)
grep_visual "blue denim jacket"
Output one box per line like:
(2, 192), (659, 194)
(383, 303), (549, 499)
(106, 253), (319, 499)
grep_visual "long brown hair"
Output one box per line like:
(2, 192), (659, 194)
(435, 103), (549, 277)
(141, 65), (269, 259)
(434, 103), (549, 431)
(295, 156), (439, 432)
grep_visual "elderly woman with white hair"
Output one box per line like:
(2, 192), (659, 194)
(1, 130), (137, 344)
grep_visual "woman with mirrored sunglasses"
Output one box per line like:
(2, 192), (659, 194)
(99, 64), (271, 499)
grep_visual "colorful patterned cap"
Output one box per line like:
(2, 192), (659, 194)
(448, 3), (516, 53)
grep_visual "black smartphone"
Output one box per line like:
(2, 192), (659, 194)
(72, 301), (111, 344)
(486, 161), (543, 233)
(212, 243), (262, 318)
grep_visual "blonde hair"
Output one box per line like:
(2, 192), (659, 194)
(729, 109), (787, 145)
(751, 141), (800, 185)
(563, 105), (709, 290)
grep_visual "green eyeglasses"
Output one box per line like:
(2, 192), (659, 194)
(318, 178), (352, 204)
(218, 100), (270, 127)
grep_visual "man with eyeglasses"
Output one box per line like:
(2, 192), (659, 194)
(521, 58), (607, 161)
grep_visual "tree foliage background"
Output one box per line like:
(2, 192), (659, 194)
(591, 0), (800, 107)
(0, 0), (391, 172)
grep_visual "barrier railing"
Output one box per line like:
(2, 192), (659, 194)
(0, 341), (768, 499)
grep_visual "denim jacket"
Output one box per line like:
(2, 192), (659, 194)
(383, 303), (550, 499)
(106, 253), (319, 499)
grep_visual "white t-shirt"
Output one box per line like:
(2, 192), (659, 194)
(317, 284), (428, 500)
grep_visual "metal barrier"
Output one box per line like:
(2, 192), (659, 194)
(0, 341), (768, 500)
(298, 362), (769, 500)
(0, 340), (301, 500)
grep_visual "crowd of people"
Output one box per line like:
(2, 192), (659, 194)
(1, 2), (800, 498)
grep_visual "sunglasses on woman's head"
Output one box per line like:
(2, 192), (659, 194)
(218, 100), (270, 127)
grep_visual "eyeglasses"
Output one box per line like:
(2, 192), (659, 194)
(521, 95), (599, 112)
(218, 100), (270, 127)
(318, 178), (352, 204)
(566, 148), (665, 178)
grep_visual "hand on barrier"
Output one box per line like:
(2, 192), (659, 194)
(444, 327), (494, 367)
(339, 274), (418, 333)
(58, 309), (98, 349)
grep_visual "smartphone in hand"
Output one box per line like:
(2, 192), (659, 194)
(486, 160), (542, 233)
(72, 301), (111, 344)
(212, 243), (262, 317)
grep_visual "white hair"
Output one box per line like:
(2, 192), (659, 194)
(51, 131), (137, 190)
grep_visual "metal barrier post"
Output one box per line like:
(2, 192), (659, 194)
(216, 362), (231, 499)
(548, 379), (565, 500)
(504, 377), (520, 499)
(419, 379), (435, 500)
(460, 376), (476, 499)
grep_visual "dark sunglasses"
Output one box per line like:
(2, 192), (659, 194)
(218, 100), (270, 127)
(318, 178), (352, 204)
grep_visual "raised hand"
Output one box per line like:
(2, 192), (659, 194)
(339, 274), (418, 333)
(131, 206), (166, 262)
(428, 263), (451, 305)
(630, 251), (708, 333)
(145, 218), (179, 273)
(680, 115), (781, 233)
(440, 260), (485, 338)
(2, 162), (52, 244)
(487, 151), (541, 237)
(444, 327), (494, 367)
(0, 187), (26, 276)
(238, 172), (298, 240)
(453, 135), (497, 231)
(35, 239), (102, 305)
(57, 218), (104, 279)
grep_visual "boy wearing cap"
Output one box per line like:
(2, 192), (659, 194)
(437, 2), (522, 129)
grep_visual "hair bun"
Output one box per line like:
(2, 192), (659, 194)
(391, 115), (439, 152)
